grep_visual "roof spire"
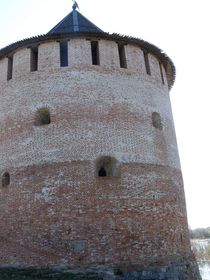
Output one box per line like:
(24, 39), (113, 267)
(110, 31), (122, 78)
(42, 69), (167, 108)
(72, 0), (79, 10)
(48, 2), (103, 34)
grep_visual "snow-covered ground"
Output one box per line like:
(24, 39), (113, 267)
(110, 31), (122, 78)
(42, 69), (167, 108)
(191, 239), (210, 280)
(199, 262), (210, 280)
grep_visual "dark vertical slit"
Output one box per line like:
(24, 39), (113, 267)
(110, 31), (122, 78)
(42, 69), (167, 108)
(159, 62), (165, 84)
(91, 41), (100, 65)
(31, 47), (38, 72)
(143, 51), (151, 75)
(118, 44), (127, 68)
(7, 56), (13, 80)
(60, 41), (68, 67)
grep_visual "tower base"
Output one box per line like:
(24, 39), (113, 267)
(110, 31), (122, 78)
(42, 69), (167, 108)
(0, 252), (201, 280)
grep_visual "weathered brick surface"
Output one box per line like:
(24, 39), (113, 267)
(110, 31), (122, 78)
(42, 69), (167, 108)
(13, 48), (30, 79)
(99, 40), (120, 69)
(0, 57), (7, 83)
(69, 39), (92, 67)
(38, 41), (60, 71)
(0, 38), (200, 279)
(1, 163), (190, 266)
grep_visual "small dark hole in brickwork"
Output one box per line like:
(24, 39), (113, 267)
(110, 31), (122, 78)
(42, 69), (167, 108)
(34, 108), (51, 126)
(98, 167), (107, 177)
(2, 172), (10, 187)
(152, 112), (163, 130)
(67, 227), (72, 234)
(114, 268), (123, 276)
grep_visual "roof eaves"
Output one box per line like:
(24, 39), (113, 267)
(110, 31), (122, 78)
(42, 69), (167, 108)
(0, 32), (175, 89)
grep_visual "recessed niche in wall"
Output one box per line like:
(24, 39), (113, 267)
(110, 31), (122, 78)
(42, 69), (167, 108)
(2, 172), (10, 187)
(152, 112), (163, 130)
(95, 156), (119, 177)
(34, 107), (51, 126)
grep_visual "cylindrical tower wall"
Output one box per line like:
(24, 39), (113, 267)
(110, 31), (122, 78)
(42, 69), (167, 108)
(0, 38), (196, 277)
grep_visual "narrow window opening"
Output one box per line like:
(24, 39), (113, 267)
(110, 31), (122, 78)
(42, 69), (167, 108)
(143, 51), (151, 75)
(91, 41), (100, 65)
(60, 41), (68, 67)
(118, 44), (127, 68)
(34, 107), (51, 126)
(2, 172), (10, 187)
(180, 233), (183, 242)
(95, 156), (118, 177)
(7, 56), (13, 80)
(159, 62), (165, 84)
(98, 167), (107, 177)
(31, 47), (38, 72)
(152, 112), (163, 130)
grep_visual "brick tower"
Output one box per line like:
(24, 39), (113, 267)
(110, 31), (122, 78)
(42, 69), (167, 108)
(0, 4), (201, 280)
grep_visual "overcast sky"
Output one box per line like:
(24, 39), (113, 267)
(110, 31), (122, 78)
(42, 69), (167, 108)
(0, 0), (209, 229)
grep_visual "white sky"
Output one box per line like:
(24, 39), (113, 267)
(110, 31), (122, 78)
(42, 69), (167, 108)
(0, 0), (209, 229)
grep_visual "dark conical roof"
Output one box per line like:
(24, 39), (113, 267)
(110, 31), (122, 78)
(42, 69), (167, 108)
(48, 9), (103, 34)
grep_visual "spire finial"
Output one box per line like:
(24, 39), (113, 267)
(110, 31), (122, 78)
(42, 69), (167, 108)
(72, 0), (79, 10)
